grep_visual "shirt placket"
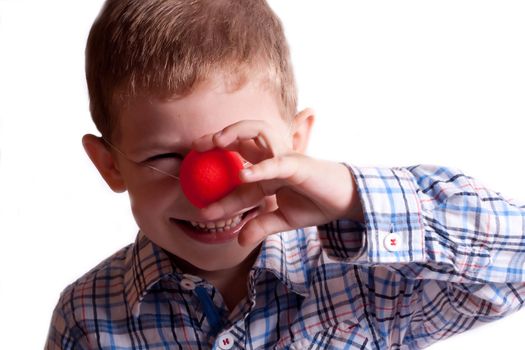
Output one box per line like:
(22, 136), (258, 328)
(177, 273), (248, 349)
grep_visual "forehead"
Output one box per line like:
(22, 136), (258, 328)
(115, 75), (287, 153)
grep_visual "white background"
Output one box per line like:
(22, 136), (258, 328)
(1, 0), (524, 348)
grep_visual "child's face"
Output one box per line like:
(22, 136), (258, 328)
(112, 74), (290, 273)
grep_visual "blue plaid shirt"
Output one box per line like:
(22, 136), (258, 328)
(46, 165), (525, 349)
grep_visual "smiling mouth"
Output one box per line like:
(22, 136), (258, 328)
(173, 206), (259, 235)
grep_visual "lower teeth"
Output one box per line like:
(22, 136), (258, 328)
(202, 226), (228, 233)
(191, 216), (244, 233)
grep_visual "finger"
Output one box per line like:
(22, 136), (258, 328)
(237, 139), (270, 165)
(200, 182), (266, 221)
(193, 135), (266, 164)
(192, 129), (246, 152)
(192, 133), (217, 152)
(238, 209), (292, 246)
(240, 154), (309, 187)
(212, 120), (292, 156)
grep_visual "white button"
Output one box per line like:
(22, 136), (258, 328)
(384, 232), (401, 252)
(217, 333), (235, 349)
(182, 273), (202, 282)
(180, 278), (196, 290)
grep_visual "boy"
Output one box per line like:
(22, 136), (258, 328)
(46, 0), (525, 349)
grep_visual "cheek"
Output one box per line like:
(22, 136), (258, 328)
(127, 180), (183, 219)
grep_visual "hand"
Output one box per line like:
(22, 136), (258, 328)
(192, 120), (363, 246)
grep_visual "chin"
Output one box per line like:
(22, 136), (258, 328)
(188, 251), (252, 271)
(173, 241), (262, 275)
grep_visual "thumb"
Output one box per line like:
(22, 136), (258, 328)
(238, 209), (291, 246)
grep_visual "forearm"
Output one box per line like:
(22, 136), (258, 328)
(320, 164), (525, 284)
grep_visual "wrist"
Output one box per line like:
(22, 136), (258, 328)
(340, 162), (364, 222)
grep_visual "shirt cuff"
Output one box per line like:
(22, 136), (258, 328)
(318, 218), (368, 262)
(349, 164), (427, 263)
(319, 164), (427, 264)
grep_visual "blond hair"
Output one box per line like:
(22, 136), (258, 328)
(85, 0), (297, 140)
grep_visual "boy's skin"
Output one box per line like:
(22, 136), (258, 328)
(82, 72), (363, 311)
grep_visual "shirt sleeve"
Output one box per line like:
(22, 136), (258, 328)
(45, 292), (85, 350)
(318, 164), (525, 345)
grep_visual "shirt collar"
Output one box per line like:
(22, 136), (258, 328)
(124, 232), (175, 318)
(125, 227), (319, 317)
(252, 227), (319, 297)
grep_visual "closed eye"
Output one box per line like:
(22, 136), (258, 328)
(145, 153), (183, 162)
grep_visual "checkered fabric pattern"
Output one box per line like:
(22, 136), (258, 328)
(46, 165), (525, 349)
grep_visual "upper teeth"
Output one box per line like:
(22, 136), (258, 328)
(190, 214), (243, 230)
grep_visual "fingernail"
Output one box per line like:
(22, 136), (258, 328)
(241, 168), (253, 177)
(256, 135), (268, 149)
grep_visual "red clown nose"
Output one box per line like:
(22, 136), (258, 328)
(179, 148), (244, 208)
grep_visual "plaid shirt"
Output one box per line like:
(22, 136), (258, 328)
(46, 165), (525, 349)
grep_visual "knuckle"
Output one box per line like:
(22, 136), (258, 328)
(275, 155), (286, 167)
(253, 119), (267, 127)
(256, 181), (271, 197)
(212, 133), (223, 144)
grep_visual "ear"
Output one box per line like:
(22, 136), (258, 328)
(82, 134), (127, 193)
(290, 108), (315, 154)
